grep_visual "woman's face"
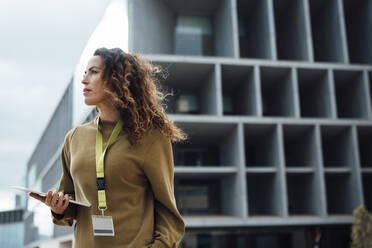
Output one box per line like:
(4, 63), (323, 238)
(81, 55), (108, 106)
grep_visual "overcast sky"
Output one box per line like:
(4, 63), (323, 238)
(0, 0), (110, 209)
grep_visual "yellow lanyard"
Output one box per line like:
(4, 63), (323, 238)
(95, 117), (123, 214)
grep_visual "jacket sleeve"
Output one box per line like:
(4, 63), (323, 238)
(142, 130), (185, 248)
(51, 127), (78, 226)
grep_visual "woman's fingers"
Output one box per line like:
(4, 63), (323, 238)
(57, 191), (64, 208)
(45, 190), (53, 206)
(51, 190), (59, 206)
(52, 191), (70, 214)
(62, 194), (70, 210)
(29, 189), (69, 215)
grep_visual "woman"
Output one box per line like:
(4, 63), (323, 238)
(30, 47), (187, 247)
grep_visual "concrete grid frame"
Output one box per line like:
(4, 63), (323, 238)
(24, 0), (372, 247)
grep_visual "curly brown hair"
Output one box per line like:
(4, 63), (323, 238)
(93, 47), (187, 146)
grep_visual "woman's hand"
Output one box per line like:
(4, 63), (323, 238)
(29, 190), (70, 215)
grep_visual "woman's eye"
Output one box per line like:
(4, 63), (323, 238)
(91, 70), (97, 74)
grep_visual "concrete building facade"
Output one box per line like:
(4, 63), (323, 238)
(24, 0), (372, 247)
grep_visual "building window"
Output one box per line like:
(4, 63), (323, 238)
(182, 231), (293, 248)
(175, 179), (221, 215)
(173, 146), (220, 166)
(174, 16), (215, 56)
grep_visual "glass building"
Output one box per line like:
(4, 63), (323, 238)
(24, 0), (372, 247)
(0, 209), (24, 248)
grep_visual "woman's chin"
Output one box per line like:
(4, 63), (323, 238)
(84, 99), (97, 106)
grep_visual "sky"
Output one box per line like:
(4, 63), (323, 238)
(0, 0), (110, 210)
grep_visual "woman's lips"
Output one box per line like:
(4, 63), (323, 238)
(83, 88), (91, 94)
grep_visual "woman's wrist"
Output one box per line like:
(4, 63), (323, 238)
(51, 210), (65, 219)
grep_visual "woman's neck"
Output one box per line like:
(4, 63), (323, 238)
(96, 103), (120, 122)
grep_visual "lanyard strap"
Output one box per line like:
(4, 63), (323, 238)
(95, 117), (123, 212)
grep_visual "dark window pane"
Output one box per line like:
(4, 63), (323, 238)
(175, 16), (215, 56)
(175, 179), (221, 215)
(174, 146), (220, 166)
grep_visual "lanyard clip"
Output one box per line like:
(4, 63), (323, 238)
(96, 177), (105, 190)
(98, 206), (107, 216)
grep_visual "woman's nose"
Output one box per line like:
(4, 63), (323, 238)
(81, 75), (88, 85)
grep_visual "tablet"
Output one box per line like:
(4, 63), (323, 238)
(11, 186), (91, 207)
